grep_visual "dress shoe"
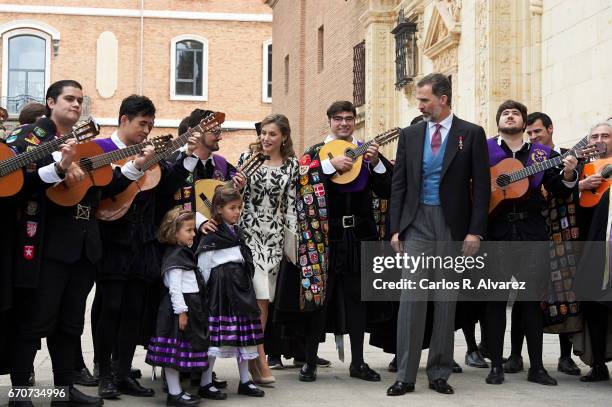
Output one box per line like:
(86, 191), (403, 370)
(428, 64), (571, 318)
(428, 378), (454, 394)
(388, 356), (397, 373)
(294, 356), (331, 368)
(212, 372), (228, 389)
(503, 355), (524, 373)
(116, 377), (155, 397)
(580, 364), (610, 382)
(527, 367), (558, 385)
(465, 351), (489, 368)
(237, 380), (265, 397)
(198, 383), (227, 400)
(298, 363), (317, 382)
(386, 381), (414, 396)
(129, 367), (142, 379)
(27, 372), (35, 387)
(485, 367), (504, 384)
(52, 386), (104, 406)
(268, 355), (284, 370)
(349, 363), (381, 382)
(557, 357), (581, 376)
(74, 367), (99, 387)
(452, 360), (463, 373)
(166, 392), (200, 407)
(98, 376), (121, 399)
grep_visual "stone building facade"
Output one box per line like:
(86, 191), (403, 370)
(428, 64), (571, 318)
(267, 0), (611, 156)
(0, 0), (273, 163)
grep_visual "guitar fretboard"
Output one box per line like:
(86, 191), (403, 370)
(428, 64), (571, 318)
(80, 142), (155, 172)
(345, 128), (400, 159)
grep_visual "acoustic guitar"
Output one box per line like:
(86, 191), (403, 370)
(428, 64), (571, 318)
(46, 134), (172, 206)
(195, 152), (268, 218)
(318, 127), (401, 184)
(489, 137), (605, 213)
(96, 112), (226, 221)
(0, 119), (100, 197)
(579, 157), (612, 207)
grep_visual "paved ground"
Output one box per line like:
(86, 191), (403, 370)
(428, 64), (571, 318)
(1, 291), (611, 406)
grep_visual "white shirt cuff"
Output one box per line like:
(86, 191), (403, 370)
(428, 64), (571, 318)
(196, 211), (208, 230)
(321, 159), (336, 175)
(121, 161), (145, 181)
(38, 163), (63, 183)
(183, 155), (198, 172)
(560, 169), (578, 188)
(371, 160), (387, 174)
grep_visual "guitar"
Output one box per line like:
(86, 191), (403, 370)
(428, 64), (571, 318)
(195, 152), (268, 218)
(0, 119), (100, 197)
(318, 127), (401, 184)
(579, 157), (612, 207)
(46, 134), (172, 207)
(96, 112), (226, 221)
(489, 137), (606, 213)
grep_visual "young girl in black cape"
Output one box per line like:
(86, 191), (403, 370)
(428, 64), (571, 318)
(196, 185), (265, 398)
(145, 208), (209, 406)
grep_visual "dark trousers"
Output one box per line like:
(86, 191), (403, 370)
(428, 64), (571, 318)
(11, 258), (95, 386)
(94, 279), (147, 379)
(582, 301), (610, 366)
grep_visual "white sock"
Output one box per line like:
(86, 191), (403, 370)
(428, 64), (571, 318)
(164, 368), (182, 396)
(200, 356), (217, 391)
(238, 358), (255, 387)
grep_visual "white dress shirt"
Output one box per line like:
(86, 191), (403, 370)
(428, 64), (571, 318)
(164, 268), (199, 314)
(427, 113), (454, 144)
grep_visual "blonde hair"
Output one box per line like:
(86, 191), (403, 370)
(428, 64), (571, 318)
(158, 207), (195, 245)
(211, 185), (243, 224)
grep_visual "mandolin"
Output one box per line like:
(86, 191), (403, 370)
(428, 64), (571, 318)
(46, 134), (172, 206)
(318, 127), (400, 184)
(0, 119), (100, 197)
(579, 157), (612, 207)
(96, 112), (226, 221)
(489, 137), (606, 213)
(195, 152), (268, 218)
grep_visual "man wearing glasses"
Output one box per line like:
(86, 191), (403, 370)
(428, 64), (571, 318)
(294, 100), (392, 382)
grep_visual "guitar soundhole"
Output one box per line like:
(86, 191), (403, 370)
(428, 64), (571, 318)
(496, 174), (511, 188)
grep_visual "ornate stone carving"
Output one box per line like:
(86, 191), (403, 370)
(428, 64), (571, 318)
(476, 0), (489, 130)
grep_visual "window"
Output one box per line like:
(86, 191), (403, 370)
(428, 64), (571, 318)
(317, 25), (324, 73)
(262, 40), (272, 103)
(1, 21), (57, 115)
(353, 40), (365, 107)
(170, 35), (208, 101)
(284, 54), (289, 94)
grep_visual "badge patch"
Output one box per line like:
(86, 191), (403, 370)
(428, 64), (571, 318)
(304, 194), (314, 205)
(5, 135), (17, 143)
(26, 201), (39, 216)
(299, 254), (308, 266)
(26, 221), (38, 237)
(313, 183), (325, 197)
(183, 202), (192, 211)
(531, 148), (547, 163)
(311, 219), (320, 229)
(309, 250), (319, 263)
(317, 196), (326, 207)
(24, 135), (41, 145)
(33, 127), (47, 139)
(183, 186), (192, 199)
(300, 175), (309, 185)
(299, 155), (311, 166)
(299, 165), (309, 176)
(309, 159), (320, 169)
(302, 266), (313, 277)
(311, 171), (320, 182)
(302, 278), (311, 289)
(23, 245), (35, 260)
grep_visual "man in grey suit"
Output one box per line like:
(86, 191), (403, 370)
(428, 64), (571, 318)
(386, 73), (490, 396)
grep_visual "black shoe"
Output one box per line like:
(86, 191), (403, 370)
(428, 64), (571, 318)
(485, 367), (505, 384)
(388, 356), (397, 373)
(503, 355), (524, 373)
(74, 367), (99, 387)
(298, 364), (317, 382)
(98, 376), (121, 399)
(349, 363), (381, 382)
(527, 367), (558, 386)
(428, 378), (454, 394)
(557, 357), (581, 376)
(212, 372), (227, 389)
(580, 365), (610, 382)
(465, 351), (489, 368)
(452, 360), (463, 373)
(52, 386), (104, 406)
(27, 372), (35, 387)
(116, 377), (155, 397)
(316, 357), (331, 367)
(198, 383), (227, 400)
(129, 367), (142, 380)
(478, 342), (490, 360)
(166, 392), (200, 407)
(268, 355), (284, 370)
(386, 381), (414, 396)
(237, 380), (265, 397)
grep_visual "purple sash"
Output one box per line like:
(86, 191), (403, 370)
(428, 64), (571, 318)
(212, 154), (233, 180)
(487, 137), (551, 190)
(336, 141), (370, 193)
(94, 137), (120, 153)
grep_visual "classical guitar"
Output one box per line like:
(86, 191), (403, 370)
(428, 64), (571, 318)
(46, 134), (172, 206)
(489, 137), (606, 213)
(96, 112), (226, 221)
(195, 152), (268, 218)
(0, 119), (100, 197)
(318, 127), (401, 184)
(579, 157), (612, 207)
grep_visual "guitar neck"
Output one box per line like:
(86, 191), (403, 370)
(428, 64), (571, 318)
(508, 141), (586, 183)
(85, 143), (147, 170)
(346, 131), (399, 158)
(0, 132), (75, 176)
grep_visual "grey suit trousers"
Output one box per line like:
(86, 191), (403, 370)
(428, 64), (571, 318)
(395, 204), (457, 384)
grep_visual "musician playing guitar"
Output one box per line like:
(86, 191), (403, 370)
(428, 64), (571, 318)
(578, 121), (612, 193)
(483, 100), (578, 387)
(6, 81), (154, 407)
(94, 95), (196, 399)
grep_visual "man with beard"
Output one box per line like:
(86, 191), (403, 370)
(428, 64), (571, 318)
(483, 100), (578, 386)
